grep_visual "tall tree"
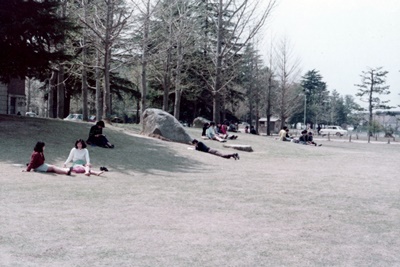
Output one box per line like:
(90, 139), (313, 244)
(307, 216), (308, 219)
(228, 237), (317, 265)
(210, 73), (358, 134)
(301, 69), (328, 128)
(79, 0), (131, 120)
(274, 37), (301, 128)
(198, 0), (277, 123)
(0, 0), (74, 82)
(355, 67), (391, 141)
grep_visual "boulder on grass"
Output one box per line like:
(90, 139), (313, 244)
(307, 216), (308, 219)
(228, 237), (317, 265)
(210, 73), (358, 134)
(192, 117), (210, 128)
(223, 143), (253, 152)
(141, 108), (193, 144)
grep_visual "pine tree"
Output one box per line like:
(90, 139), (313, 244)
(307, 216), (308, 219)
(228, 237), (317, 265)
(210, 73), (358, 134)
(0, 0), (75, 82)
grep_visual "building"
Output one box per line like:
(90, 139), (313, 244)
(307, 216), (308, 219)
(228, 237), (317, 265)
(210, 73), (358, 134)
(258, 116), (282, 134)
(0, 79), (26, 115)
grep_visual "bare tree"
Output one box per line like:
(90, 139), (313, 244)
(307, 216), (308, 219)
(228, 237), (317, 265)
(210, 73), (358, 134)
(274, 36), (301, 128)
(200, 0), (277, 123)
(79, 0), (132, 120)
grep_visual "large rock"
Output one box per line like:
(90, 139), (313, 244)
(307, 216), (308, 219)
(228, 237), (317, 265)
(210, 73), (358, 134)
(192, 117), (210, 128)
(141, 108), (193, 144)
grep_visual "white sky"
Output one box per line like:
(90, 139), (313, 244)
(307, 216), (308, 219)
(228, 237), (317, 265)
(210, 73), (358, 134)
(261, 0), (400, 109)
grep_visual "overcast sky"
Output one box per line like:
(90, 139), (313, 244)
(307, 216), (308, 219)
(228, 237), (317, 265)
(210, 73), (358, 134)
(262, 0), (400, 109)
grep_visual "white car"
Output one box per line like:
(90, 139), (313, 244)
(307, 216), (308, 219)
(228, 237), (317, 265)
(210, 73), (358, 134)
(64, 114), (83, 121)
(25, 112), (37, 117)
(320, 125), (347, 136)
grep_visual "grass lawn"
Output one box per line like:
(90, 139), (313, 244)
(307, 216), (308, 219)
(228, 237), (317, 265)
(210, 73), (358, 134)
(0, 114), (399, 266)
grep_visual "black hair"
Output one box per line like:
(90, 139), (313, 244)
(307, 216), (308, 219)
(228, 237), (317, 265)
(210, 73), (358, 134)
(209, 121), (216, 126)
(192, 139), (199, 144)
(96, 120), (105, 127)
(33, 141), (45, 152)
(75, 139), (87, 149)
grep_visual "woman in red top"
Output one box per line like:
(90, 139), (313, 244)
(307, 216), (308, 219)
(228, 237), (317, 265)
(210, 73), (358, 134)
(24, 141), (72, 175)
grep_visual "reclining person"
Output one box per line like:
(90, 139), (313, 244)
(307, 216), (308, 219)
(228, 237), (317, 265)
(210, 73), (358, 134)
(192, 139), (239, 160)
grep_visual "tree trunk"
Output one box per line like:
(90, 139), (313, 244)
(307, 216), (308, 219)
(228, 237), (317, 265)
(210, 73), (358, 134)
(48, 70), (58, 118)
(103, 0), (114, 120)
(213, 0), (223, 123)
(266, 73), (272, 135)
(81, 0), (88, 121)
(57, 65), (65, 119)
(96, 49), (103, 121)
(140, 0), (150, 124)
(173, 41), (183, 120)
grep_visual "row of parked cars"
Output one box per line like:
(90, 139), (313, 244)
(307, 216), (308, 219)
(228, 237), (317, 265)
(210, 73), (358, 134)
(64, 114), (124, 123)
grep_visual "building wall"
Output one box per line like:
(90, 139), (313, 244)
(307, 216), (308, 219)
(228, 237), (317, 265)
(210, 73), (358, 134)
(0, 79), (26, 115)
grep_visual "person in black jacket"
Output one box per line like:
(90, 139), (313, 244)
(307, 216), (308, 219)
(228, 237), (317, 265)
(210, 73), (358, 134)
(192, 139), (239, 160)
(86, 121), (114, 148)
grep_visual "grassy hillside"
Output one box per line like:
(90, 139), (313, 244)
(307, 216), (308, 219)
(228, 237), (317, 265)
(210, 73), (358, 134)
(0, 114), (199, 174)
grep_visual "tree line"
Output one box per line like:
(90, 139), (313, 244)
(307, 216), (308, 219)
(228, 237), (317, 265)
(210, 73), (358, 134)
(0, 0), (393, 134)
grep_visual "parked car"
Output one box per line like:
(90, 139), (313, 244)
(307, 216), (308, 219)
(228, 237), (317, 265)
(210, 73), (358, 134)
(89, 115), (96, 122)
(64, 114), (83, 121)
(111, 116), (123, 123)
(25, 112), (37, 117)
(319, 125), (347, 136)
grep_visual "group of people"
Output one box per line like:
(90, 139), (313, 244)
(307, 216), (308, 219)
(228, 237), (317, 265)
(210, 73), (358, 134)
(202, 122), (239, 142)
(244, 125), (258, 135)
(278, 126), (321, 146)
(24, 121), (114, 176)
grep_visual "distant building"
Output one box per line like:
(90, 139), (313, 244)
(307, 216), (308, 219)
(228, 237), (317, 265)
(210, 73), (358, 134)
(258, 117), (282, 134)
(0, 79), (26, 115)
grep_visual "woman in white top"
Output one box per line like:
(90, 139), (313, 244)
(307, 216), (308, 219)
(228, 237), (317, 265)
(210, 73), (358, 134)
(64, 139), (103, 176)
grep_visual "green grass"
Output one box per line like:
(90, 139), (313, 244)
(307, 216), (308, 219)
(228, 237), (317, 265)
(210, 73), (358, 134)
(1, 114), (399, 266)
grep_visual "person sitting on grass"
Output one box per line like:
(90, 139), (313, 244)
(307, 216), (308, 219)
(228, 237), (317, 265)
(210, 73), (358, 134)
(24, 141), (72, 175)
(299, 130), (310, 145)
(202, 122), (210, 136)
(278, 126), (291, 141)
(64, 139), (104, 176)
(86, 120), (114, 148)
(192, 139), (239, 160)
(307, 132), (322, 146)
(219, 122), (238, 140)
(206, 122), (227, 142)
(250, 126), (258, 135)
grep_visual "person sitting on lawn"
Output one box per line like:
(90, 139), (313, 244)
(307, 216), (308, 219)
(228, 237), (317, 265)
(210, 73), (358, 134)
(24, 141), (72, 175)
(86, 120), (114, 148)
(278, 126), (291, 141)
(299, 130), (309, 145)
(206, 122), (226, 142)
(307, 132), (322, 146)
(219, 122), (238, 140)
(250, 126), (258, 135)
(202, 122), (210, 136)
(64, 139), (104, 176)
(192, 139), (239, 160)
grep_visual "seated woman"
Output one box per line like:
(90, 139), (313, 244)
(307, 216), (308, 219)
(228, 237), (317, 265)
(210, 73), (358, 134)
(86, 120), (114, 148)
(24, 141), (72, 175)
(64, 139), (104, 176)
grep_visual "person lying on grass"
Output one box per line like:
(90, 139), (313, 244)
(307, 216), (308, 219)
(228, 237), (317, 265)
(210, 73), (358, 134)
(192, 139), (239, 160)
(64, 139), (104, 176)
(24, 141), (72, 175)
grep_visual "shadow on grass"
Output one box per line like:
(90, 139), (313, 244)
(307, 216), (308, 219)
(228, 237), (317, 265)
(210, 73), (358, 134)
(0, 115), (201, 175)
